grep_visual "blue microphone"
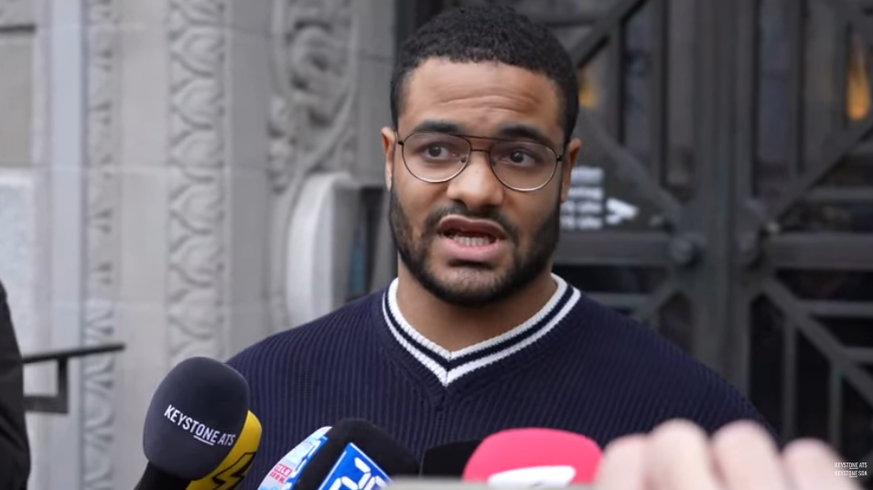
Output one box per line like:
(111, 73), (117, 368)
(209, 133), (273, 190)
(258, 426), (332, 488)
(256, 419), (418, 490)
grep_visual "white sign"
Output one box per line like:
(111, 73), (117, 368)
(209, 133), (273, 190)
(561, 166), (639, 231)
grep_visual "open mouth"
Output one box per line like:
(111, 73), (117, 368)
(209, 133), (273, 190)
(437, 217), (506, 247)
(441, 231), (498, 247)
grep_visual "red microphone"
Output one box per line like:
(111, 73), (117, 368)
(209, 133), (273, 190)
(462, 428), (602, 486)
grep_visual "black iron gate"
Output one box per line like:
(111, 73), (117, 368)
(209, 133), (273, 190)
(399, 0), (873, 476)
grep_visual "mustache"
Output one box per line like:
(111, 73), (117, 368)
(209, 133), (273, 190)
(422, 203), (520, 243)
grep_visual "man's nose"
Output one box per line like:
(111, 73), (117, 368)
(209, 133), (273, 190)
(445, 150), (505, 210)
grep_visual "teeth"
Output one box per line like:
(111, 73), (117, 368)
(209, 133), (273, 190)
(450, 235), (495, 246)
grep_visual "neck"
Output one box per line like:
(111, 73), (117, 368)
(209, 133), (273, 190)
(394, 264), (558, 352)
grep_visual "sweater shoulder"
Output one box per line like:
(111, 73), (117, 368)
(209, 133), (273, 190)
(569, 293), (773, 434)
(226, 291), (381, 375)
(574, 295), (722, 378)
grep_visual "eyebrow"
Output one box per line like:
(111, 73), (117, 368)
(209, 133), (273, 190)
(406, 120), (560, 150)
(493, 124), (559, 150)
(408, 120), (465, 135)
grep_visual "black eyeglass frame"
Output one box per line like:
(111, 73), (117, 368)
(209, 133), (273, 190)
(395, 131), (566, 192)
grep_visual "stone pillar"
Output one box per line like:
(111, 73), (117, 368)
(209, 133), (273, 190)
(0, 0), (397, 487)
(109, 0), (256, 485)
(2, 0), (89, 488)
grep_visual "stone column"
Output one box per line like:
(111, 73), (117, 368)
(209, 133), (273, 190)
(109, 0), (253, 485)
(2, 0), (90, 488)
(1, 0), (397, 487)
(106, 0), (397, 486)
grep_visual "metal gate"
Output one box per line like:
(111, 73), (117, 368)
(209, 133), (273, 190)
(399, 0), (873, 475)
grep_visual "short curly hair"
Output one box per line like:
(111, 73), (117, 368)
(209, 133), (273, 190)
(389, 4), (579, 144)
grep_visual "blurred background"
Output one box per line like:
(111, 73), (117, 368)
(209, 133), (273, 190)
(0, 0), (871, 488)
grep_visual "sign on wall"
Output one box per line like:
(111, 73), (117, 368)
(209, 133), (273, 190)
(561, 165), (650, 232)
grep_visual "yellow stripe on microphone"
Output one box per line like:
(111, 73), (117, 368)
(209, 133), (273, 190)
(187, 410), (262, 490)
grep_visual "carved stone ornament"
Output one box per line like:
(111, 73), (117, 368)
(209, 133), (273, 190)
(167, 0), (228, 362)
(268, 0), (358, 192)
(82, 0), (120, 488)
(267, 0), (359, 331)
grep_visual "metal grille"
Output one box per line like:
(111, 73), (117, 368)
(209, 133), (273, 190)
(550, 0), (873, 481)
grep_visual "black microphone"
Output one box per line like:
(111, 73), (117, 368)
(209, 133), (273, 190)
(256, 419), (419, 490)
(134, 356), (250, 490)
(420, 440), (482, 477)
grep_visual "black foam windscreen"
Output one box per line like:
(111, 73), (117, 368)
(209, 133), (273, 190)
(420, 440), (482, 477)
(292, 419), (419, 490)
(142, 357), (250, 481)
(133, 463), (190, 490)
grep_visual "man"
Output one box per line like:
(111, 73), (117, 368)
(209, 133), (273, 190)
(0, 279), (30, 489)
(228, 5), (773, 485)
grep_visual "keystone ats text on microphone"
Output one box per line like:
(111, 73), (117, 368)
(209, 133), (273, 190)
(164, 404), (237, 447)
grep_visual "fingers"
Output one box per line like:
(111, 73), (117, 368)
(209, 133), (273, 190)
(596, 434), (647, 490)
(596, 420), (723, 490)
(711, 420), (787, 490)
(782, 439), (864, 490)
(644, 419), (721, 490)
(593, 419), (862, 490)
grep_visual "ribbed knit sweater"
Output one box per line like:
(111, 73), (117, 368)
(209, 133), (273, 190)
(228, 275), (770, 488)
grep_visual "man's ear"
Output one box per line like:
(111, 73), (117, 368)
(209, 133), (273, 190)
(559, 137), (582, 203)
(381, 127), (396, 191)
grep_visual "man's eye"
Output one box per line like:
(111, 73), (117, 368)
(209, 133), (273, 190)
(509, 151), (529, 163)
(501, 149), (537, 166)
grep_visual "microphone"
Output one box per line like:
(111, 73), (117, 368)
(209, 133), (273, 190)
(462, 428), (602, 487)
(420, 441), (482, 477)
(134, 357), (250, 490)
(186, 410), (262, 490)
(257, 426), (332, 488)
(257, 419), (419, 490)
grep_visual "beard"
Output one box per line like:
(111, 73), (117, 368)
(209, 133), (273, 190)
(388, 188), (560, 308)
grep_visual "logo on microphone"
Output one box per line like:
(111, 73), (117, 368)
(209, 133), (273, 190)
(164, 404), (237, 447)
(317, 443), (389, 490)
(258, 427), (330, 490)
(487, 466), (577, 487)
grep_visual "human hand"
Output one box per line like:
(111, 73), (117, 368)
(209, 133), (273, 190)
(594, 419), (862, 490)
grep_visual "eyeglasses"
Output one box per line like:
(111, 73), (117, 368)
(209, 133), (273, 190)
(396, 131), (564, 192)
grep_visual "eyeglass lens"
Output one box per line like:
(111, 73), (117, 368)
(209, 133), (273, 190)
(401, 132), (558, 191)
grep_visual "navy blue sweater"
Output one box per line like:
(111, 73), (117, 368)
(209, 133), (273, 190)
(228, 276), (770, 488)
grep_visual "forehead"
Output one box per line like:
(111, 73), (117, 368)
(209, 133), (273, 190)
(399, 59), (564, 145)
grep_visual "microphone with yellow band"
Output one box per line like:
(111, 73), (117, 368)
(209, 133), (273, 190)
(186, 410), (262, 490)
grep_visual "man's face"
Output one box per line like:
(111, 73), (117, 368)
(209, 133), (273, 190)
(382, 59), (581, 308)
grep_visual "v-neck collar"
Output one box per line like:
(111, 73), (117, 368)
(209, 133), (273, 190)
(373, 274), (580, 401)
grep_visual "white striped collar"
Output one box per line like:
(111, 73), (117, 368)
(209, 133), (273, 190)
(381, 274), (580, 386)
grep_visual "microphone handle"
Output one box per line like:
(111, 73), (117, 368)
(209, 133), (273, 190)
(133, 462), (191, 490)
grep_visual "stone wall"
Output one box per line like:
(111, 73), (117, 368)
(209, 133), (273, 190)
(0, 0), (395, 488)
